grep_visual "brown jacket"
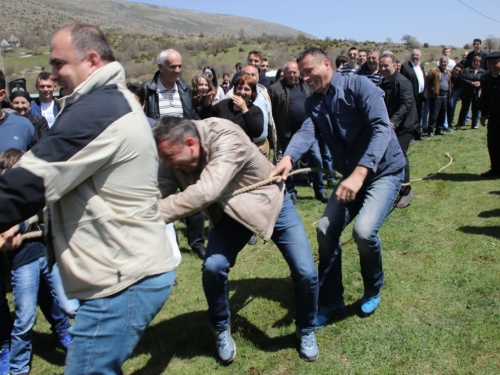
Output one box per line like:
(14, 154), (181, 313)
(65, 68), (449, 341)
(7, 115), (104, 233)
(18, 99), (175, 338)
(426, 67), (451, 99)
(158, 118), (284, 240)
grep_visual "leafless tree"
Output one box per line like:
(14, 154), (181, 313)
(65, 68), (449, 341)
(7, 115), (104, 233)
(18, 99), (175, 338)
(401, 35), (420, 48)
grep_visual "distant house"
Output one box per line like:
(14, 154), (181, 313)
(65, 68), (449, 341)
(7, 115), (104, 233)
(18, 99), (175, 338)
(8, 34), (20, 48)
(1, 39), (11, 52)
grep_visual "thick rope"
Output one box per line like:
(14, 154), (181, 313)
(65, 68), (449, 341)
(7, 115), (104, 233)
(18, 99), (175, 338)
(1, 154), (453, 246)
(219, 152), (453, 201)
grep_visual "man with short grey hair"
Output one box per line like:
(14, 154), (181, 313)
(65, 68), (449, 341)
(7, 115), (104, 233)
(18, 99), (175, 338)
(401, 49), (426, 140)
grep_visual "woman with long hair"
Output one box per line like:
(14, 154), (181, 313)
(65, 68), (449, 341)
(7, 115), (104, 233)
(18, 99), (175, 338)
(203, 66), (225, 105)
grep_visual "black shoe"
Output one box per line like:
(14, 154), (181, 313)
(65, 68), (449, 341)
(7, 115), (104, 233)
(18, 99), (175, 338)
(435, 130), (445, 136)
(315, 191), (329, 203)
(290, 193), (299, 205)
(480, 169), (500, 178)
(426, 132), (433, 137)
(193, 246), (206, 260)
(248, 234), (257, 245)
(444, 128), (453, 133)
(414, 135), (425, 141)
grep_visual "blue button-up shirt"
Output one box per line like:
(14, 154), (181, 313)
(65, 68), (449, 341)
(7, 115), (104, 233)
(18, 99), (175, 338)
(284, 73), (405, 182)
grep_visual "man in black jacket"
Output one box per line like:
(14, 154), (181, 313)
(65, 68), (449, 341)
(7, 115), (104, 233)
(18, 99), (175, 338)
(379, 52), (418, 208)
(480, 51), (500, 178)
(142, 49), (206, 259)
(269, 61), (328, 204)
(400, 49), (426, 141)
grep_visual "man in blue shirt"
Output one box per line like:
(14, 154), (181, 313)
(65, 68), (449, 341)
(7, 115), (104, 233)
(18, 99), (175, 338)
(272, 48), (405, 326)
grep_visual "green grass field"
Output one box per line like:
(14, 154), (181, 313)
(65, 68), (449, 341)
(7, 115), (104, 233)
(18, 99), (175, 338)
(5, 121), (500, 374)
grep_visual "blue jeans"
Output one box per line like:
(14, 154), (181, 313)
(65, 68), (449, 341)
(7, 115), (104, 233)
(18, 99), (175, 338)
(10, 256), (72, 375)
(64, 270), (176, 374)
(202, 196), (318, 332)
(316, 170), (403, 308)
(279, 136), (325, 195)
(45, 264), (79, 318)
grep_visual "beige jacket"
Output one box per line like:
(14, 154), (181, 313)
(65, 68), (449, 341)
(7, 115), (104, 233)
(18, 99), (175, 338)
(15, 62), (176, 300)
(158, 118), (284, 240)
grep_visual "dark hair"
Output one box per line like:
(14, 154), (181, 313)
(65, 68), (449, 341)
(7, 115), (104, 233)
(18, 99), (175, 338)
(275, 68), (284, 82)
(36, 71), (52, 83)
(66, 23), (116, 62)
(473, 56), (482, 62)
(234, 75), (258, 103)
(335, 55), (348, 68)
(473, 38), (482, 45)
(203, 66), (218, 87)
(126, 82), (145, 105)
(262, 57), (268, 62)
(247, 50), (263, 61)
(0, 70), (5, 91)
(348, 46), (358, 53)
(297, 47), (328, 64)
(0, 148), (25, 171)
(235, 62), (243, 71)
(190, 73), (214, 106)
(455, 63), (465, 69)
(153, 116), (199, 145)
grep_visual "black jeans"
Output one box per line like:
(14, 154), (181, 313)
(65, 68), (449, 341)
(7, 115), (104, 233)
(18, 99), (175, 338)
(397, 132), (413, 196)
(428, 96), (447, 134)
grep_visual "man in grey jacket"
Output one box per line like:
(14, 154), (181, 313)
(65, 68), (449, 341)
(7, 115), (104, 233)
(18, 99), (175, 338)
(155, 116), (319, 364)
(0, 24), (177, 374)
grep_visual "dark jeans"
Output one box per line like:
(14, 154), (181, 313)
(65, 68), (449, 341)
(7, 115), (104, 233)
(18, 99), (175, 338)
(397, 132), (413, 196)
(279, 136), (324, 195)
(0, 256), (13, 350)
(458, 95), (480, 127)
(185, 212), (206, 252)
(427, 96), (447, 134)
(318, 138), (335, 184)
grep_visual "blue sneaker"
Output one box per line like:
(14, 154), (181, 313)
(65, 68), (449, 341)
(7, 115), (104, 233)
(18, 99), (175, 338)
(296, 329), (319, 362)
(212, 327), (236, 363)
(315, 303), (346, 330)
(0, 348), (10, 375)
(57, 334), (72, 352)
(360, 294), (381, 316)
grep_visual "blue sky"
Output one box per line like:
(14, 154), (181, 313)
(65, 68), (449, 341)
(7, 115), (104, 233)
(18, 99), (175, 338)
(130, 0), (499, 48)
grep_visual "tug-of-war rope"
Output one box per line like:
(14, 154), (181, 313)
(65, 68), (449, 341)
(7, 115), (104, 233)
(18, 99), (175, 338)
(1, 153), (453, 246)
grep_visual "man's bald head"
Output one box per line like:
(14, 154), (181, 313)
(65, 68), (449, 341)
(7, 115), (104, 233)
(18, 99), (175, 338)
(242, 65), (259, 81)
(284, 62), (300, 86)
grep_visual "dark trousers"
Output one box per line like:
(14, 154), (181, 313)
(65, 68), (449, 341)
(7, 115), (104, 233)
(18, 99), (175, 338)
(412, 95), (425, 138)
(185, 212), (206, 252)
(397, 132), (413, 196)
(487, 120), (500, 172)
(428, 96), (447, 134)
(458, 95), (480, 127)
(0, 256), (13, 349)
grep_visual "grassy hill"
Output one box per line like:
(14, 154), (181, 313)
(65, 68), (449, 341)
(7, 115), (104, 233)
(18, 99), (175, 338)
(0, 0), (313, 38)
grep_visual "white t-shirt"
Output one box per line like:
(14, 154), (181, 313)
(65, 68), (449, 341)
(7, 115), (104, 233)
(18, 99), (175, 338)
(41, 101), (56, 128)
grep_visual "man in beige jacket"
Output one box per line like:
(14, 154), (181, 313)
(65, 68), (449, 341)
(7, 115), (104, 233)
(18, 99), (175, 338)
(0, 24), (176, 373)
(155, 116), (319, 363)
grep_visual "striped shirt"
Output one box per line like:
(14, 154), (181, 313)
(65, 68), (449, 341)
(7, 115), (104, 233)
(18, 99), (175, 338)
(158, 79), (183, 118)
(337, 64), (360, 75)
